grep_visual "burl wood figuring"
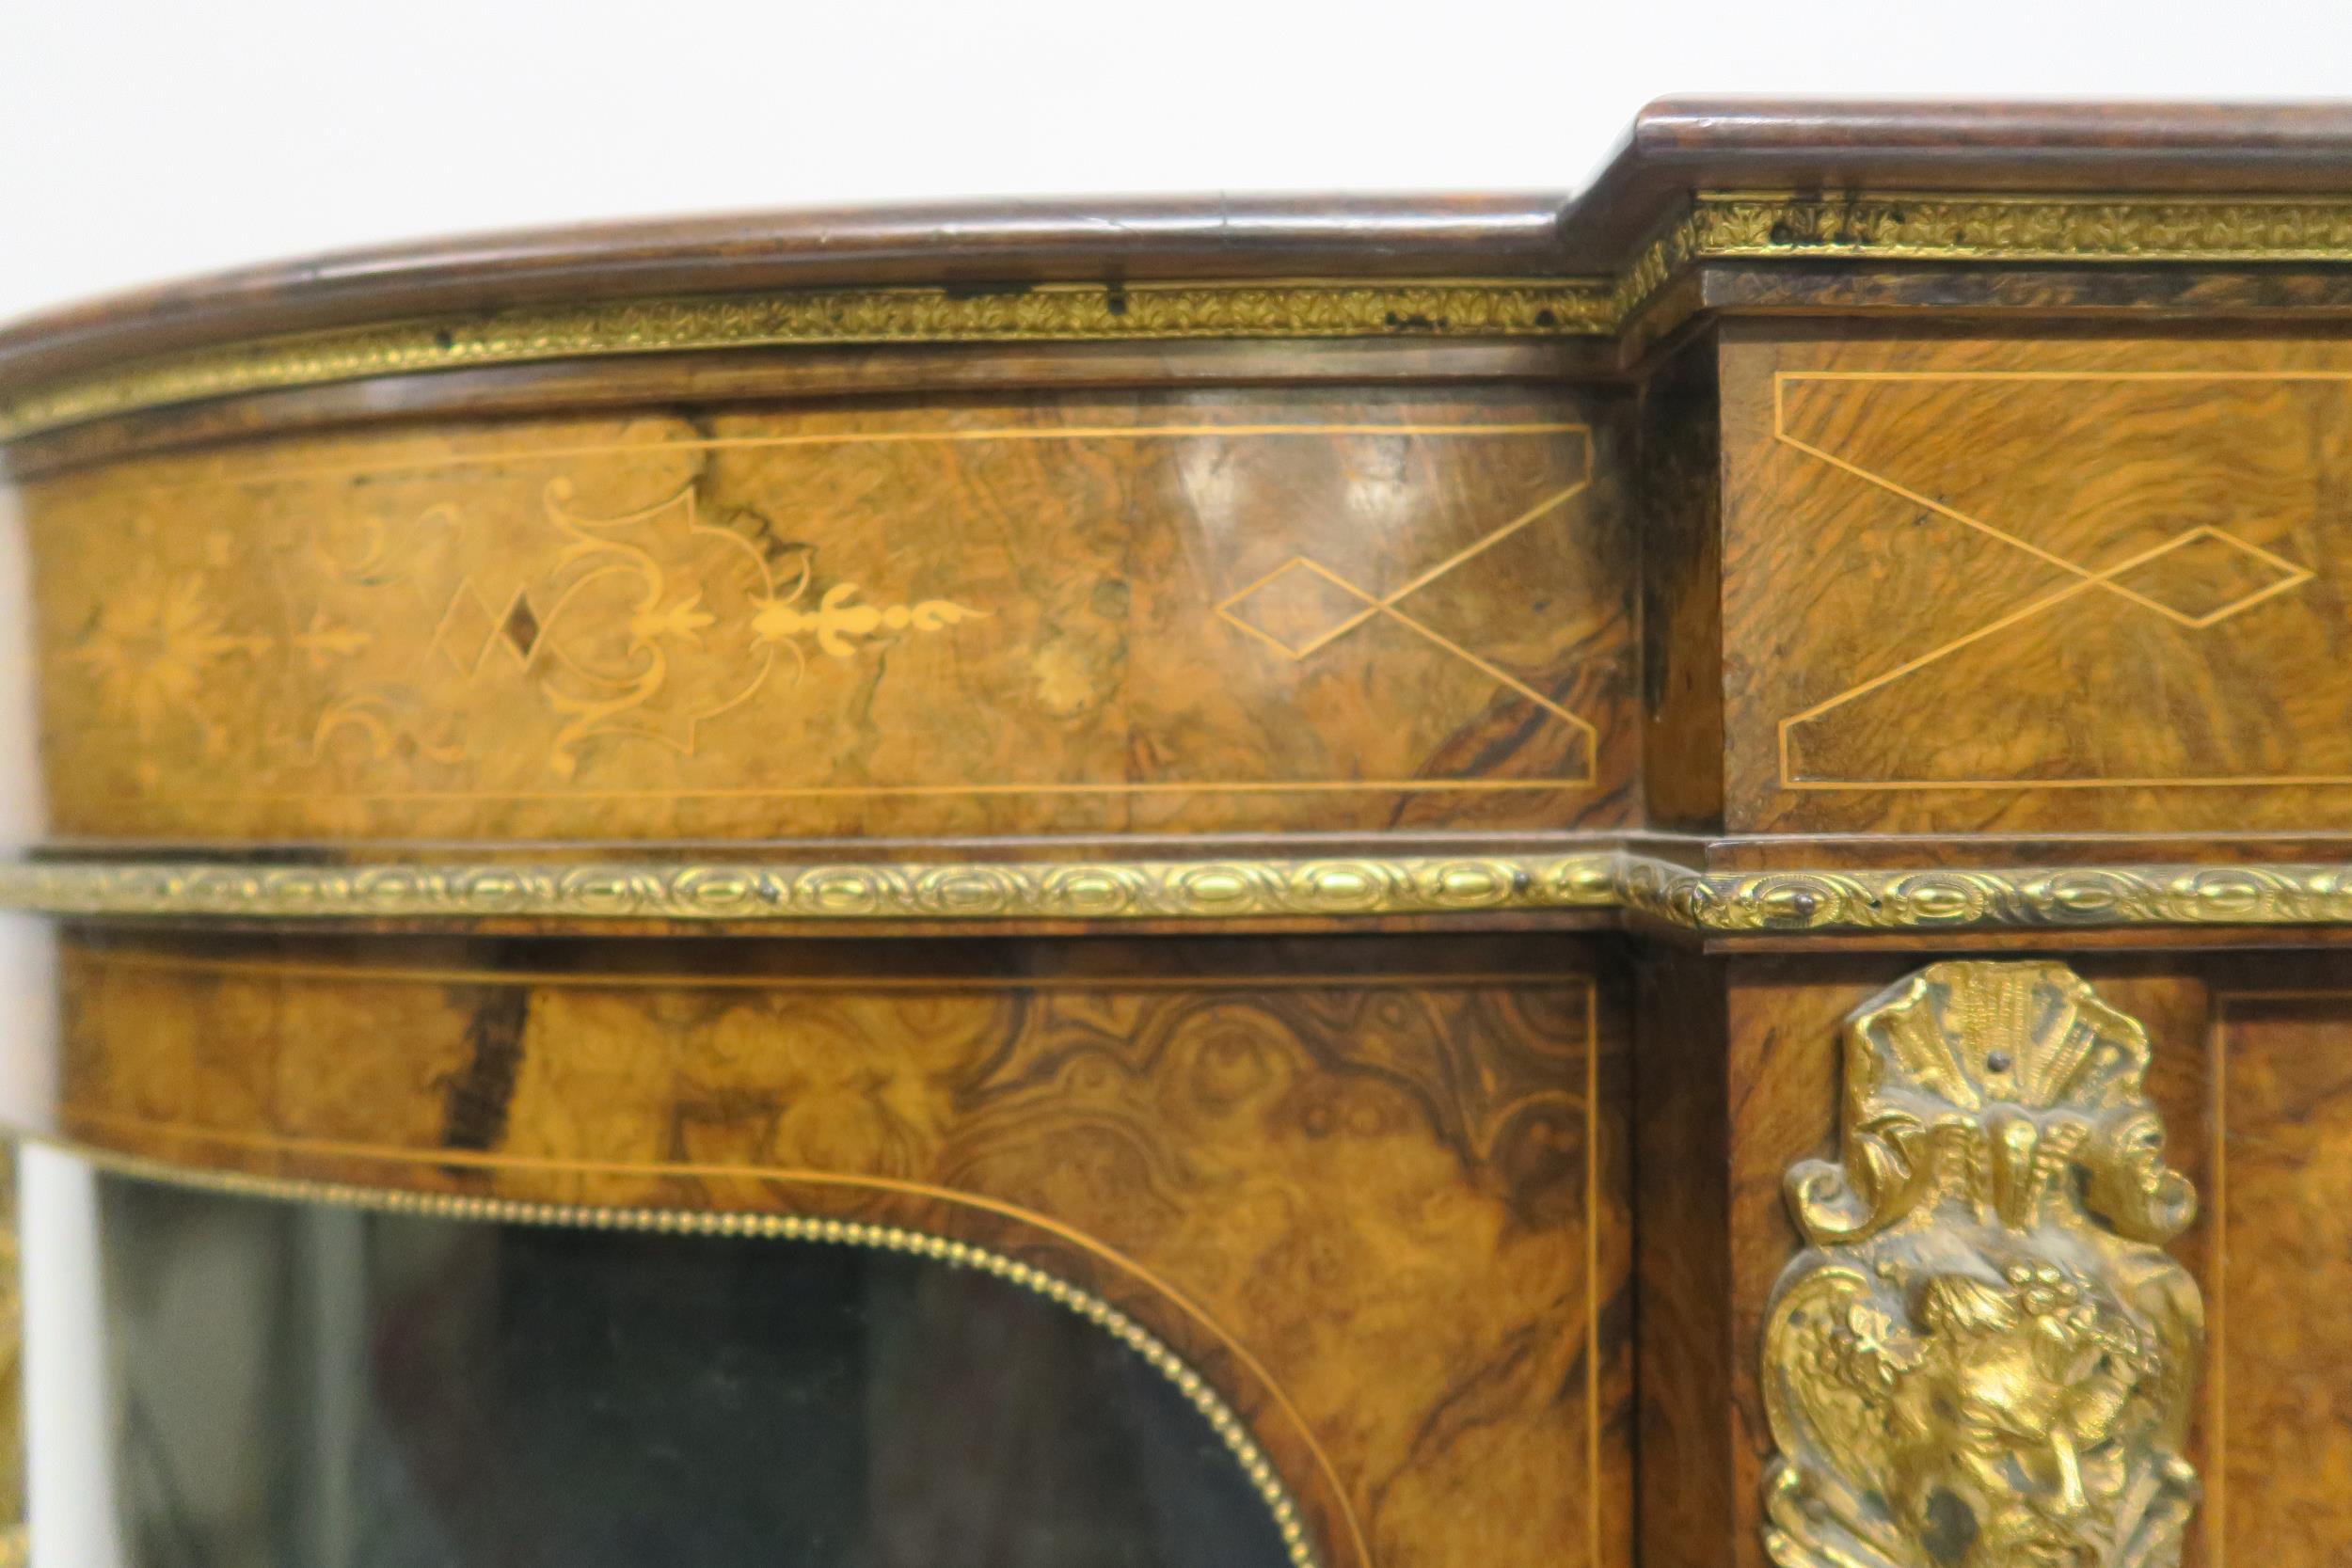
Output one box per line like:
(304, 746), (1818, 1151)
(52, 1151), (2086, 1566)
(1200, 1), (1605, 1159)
(8, 98), (2352, 1568)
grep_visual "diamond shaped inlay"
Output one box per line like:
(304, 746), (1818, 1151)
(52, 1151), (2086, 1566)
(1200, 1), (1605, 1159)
(428, 581), (501, 673)
(1215, 559), (1375, 659)
(431, 582), (542, 673)
(501, 590), (543, 660)
(2103, 525), (2313, 627)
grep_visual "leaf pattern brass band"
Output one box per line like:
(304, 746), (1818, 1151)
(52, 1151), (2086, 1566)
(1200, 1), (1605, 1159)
(8, 852), (2352, 931)
(1615, 858), (2352, 933)
(0, 278), (1615, 440)
(16, 192), (2352, 439)
(1687, 192), (2352, 264)
(0, 855), (1620, 923)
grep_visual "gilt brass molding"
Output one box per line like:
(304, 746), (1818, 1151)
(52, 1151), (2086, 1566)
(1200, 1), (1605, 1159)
(10, 850), (2352, 931)
(1685, 191), (2352, 266)
(0, 277), (1615, 440)
(1761, 961), (2202, 1568)
(1610, 191), (2352, 330)
(16, 194), (2352, 439)
(0, 853), (1624, 924)
(1616, 858), (2352, 933)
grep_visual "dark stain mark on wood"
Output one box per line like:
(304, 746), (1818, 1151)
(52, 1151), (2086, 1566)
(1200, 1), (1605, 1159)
(440, 986), (530, 1151)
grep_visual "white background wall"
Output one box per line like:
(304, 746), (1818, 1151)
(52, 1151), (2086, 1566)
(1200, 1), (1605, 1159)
(12, 0), (2352, 320)
(6, 0), (2352, 1557)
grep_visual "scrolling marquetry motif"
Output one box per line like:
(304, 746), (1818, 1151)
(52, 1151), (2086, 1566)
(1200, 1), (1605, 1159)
(1761, 961), (2203, 1568)
(27, 404), (1613, 842)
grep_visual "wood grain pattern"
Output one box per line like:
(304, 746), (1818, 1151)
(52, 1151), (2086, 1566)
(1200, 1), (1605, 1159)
(1722, 330), (2352, 837)
(1699, 956), (2352, 1568)
(1632, 952), (1735, 1568)
(45, 931), (1631, 1568)
(0, 339), (1598, 483)
(2203, 982), (2352, 1568)
(1638, 343), (1725, 832)
(24, 389), (1630, 845)
(23, 105), (2352, 1568)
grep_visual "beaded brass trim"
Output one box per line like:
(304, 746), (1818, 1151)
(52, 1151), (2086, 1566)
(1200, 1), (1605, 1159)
(8, 851), (2352, 932)
(14, 192), (2352, 439)
(61, 1142), (1320, 1568)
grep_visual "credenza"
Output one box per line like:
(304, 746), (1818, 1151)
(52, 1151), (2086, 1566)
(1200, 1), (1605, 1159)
(4, 97), (2351, 1568)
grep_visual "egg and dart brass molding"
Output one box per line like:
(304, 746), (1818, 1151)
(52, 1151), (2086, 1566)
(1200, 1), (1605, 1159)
(2, 851), (2352, 933)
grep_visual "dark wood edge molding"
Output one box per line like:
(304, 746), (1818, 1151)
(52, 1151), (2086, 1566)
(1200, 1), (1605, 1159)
(21, 188), (2352, 441)
(1565, 98), (2352, 254)
(7, 100), (2352, 440)
(6, 851), (2352, 934)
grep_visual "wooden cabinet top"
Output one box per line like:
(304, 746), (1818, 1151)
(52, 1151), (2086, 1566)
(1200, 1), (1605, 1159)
(8, 99), (2352, 440)
(9, 99), (2352, 943)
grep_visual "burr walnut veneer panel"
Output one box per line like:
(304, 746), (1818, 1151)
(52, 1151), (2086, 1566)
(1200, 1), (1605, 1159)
(25, 98), (2352, 1568)
(1630, 960), (2217, 1568)
(2201, 987), (2352, 1568)
(24, 389), (1627, 844)
(1724, 331), (2352, 838)
(1648, 956), (2352, 1568)
(46, 931), (1631, 1568)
